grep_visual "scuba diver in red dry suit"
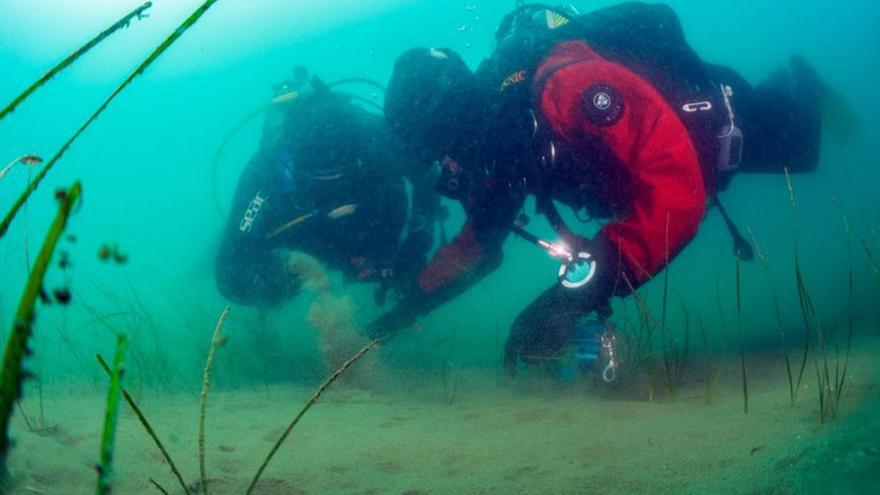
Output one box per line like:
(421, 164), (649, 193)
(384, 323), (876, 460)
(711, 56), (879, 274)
(367, 3), (837, 377)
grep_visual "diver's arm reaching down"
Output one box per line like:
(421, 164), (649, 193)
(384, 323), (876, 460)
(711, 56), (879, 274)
(393, 143), (441, 282)
(365, 184), (521, 338)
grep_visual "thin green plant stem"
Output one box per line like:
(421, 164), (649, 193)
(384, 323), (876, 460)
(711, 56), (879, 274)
(96, 355), (191, 495)
(246, 338), (383, 494)
(23, 166), (39, 427)
(697, 315), (719, 405)
(861, 239), (880, 274)
(698, 315), (711, 405)
(35, 359), (44, 428)
(149, 479), (170, 495)
(659, 213), (677, 399)
(0, 0), (221, 239)
(714, 270), (729, 334)
(785, 169), (813, 401)
(781, 329), (794, 404)
(441, 323), (458, 406)
(835, 327), (853, 416)
(0, 156), (43, 187)
(619, 272), (660, 401)
(199, 305), (230, 495)
(661, 213), (671, 325)
(832, 198), (854, 418)
(745, 229), (783, 328)
(814, 351), (826, 421)
(735, 254), (748, 414)
(677, 296), (691, 387)
(834, 337), (851, 418)
(747, 228), (793, 404)
(24, 164), (32, 292)
(14, 402), (33, 431)
(96, 334), (128, 495)
(793, 262), (814, 397)
(0, 182), (81, 479)
(821, 321), (836, 419)
(0, 2), (153, 120)
(813, 321), (835, 422)
(659, 285), (675, 398)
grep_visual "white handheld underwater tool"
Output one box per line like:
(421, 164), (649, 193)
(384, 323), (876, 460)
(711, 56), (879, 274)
(510, 221), (597, 289)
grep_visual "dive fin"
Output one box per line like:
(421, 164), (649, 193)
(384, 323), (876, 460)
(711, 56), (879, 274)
(821, 85), (860, 145)
(790, 56), (860, 145)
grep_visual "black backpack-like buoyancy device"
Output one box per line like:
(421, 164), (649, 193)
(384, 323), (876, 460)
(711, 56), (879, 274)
(476, 2), (743, 193)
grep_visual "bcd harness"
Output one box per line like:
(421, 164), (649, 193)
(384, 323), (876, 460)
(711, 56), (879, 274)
(457, 2), (753, 262)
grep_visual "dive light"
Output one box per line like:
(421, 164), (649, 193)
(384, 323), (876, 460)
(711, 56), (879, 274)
(510, 222), (597, 289)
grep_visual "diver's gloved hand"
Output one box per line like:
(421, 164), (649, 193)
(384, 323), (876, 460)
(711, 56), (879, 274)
(373, 227), (434, 306)
(402, 215), (434, 250)
(367, 264), (435, 339)
(503, 234), (621, 377)
(395, 227), (433, 277)
(373, 265), (402, 307)
(366, 257), (421, 308)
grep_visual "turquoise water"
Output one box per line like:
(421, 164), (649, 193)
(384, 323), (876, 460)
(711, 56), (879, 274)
(0, 1), (879, 493)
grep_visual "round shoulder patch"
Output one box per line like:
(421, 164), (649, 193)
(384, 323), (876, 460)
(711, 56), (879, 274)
(581, 83), (624, 127)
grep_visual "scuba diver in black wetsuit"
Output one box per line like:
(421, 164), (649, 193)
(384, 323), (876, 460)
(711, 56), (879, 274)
(215, 69), (439, 309)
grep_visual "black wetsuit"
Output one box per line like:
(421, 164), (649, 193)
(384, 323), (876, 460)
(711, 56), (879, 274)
(216, 96), (438, 306)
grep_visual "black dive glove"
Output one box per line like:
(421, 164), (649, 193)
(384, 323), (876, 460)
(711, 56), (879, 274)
(502, 234), (622, 377)
(374, 227), (434, 307)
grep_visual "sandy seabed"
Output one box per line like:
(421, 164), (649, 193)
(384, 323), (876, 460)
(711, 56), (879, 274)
(6, 332), (880, 495)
